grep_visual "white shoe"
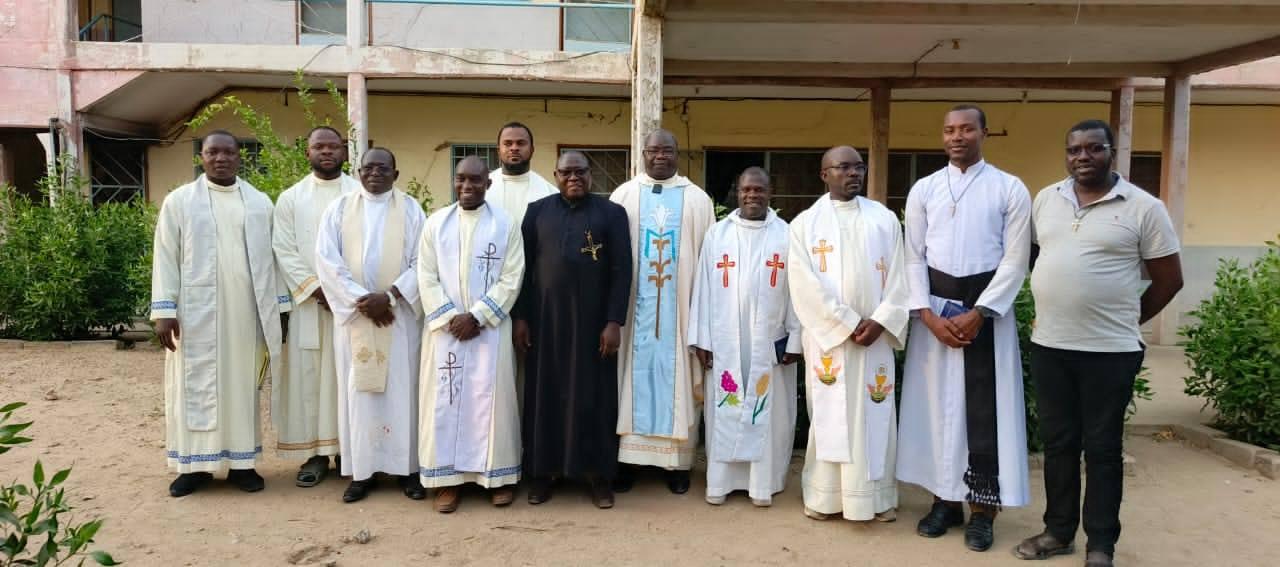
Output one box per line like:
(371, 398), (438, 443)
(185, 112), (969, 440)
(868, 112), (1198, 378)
(705, 494), (726, 505)
(751, 497), (772, 508)
(804, 507), (833, 521)
(874, 509), (897, 523)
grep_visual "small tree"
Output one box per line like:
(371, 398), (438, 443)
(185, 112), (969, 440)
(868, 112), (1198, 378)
(0, 402), (119, 566)
(1182, 238), (1280, 450)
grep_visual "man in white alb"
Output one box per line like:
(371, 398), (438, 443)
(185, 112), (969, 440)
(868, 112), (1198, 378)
(487, 121), (557, 224)
(897, 105), (1033, 553)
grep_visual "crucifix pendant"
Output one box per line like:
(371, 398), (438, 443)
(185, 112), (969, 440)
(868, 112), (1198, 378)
(1072, 219), (1082, 232)
(581, 230), (603, 261)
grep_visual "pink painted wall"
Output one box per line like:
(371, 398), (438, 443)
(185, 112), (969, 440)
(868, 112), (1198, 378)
(0, 69), (60, 129)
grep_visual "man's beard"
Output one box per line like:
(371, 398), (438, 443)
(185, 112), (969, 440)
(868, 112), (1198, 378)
(502, 159), (531, 175)
(312, 162), (343, 178)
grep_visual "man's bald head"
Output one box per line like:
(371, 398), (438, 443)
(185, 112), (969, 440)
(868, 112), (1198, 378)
(358, 147), (398, 194)
(454, 155), (491, 210)
(736, 166), (772, 221)
(642, 129), (678, 180)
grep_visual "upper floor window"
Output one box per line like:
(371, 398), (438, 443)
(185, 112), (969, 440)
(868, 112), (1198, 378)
(563, 1), (631, 52)
(78, 0), (142, 42)
(300, 0), (347, 46)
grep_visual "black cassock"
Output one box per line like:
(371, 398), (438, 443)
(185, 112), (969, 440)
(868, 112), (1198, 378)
(515, 193), (632, 481)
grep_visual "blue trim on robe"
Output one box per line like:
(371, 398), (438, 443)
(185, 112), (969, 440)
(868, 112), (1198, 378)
(630, 185), (684, 436)
(481, 295), (507, 322)
(151, 300), (177, 310)
(425, 301), (456, 323)
(277, 295), (291, 305)
(419, 464), (521, 479)
(165, 446), (262, 464)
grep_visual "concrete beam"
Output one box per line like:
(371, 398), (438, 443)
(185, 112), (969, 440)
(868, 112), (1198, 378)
(868, 86), (891, 205)
(665, 75), (1161, 91)
(65, 43), (631, 84)
(1174, 35), (1280, 76)
(1110, 87), (1135, 178)
(664, 1), (1280, 27)
(631, 13), (663, 176)
(664, 59), (1173, 79)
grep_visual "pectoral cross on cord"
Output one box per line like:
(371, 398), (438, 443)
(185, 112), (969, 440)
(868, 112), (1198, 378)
(581, 230), (603, 261)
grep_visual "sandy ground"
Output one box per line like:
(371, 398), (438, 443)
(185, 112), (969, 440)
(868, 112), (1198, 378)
(0, 345), (1277, 567)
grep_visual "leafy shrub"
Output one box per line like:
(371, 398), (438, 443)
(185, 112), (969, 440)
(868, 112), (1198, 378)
(1, 402), (118, 566)
(0, 158), (154, 340)
(1182, 238), (1280, 450)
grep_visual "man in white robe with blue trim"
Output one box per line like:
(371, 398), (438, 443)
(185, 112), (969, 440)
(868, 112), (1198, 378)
(788, 146), (910, 522)
(690, 167), (801, 507)
(151, 130), (288, 497)
(272, 126), (359, 487)
(610, 129), (716, 494)
(315, 147), (428, 503)
(418, 156), (526, 513)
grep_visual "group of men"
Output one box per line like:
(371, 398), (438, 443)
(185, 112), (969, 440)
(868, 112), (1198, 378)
(151, 104), (1182, 566)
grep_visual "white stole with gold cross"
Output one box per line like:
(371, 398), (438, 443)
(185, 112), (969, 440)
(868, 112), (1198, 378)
(339, 189), (406, 393)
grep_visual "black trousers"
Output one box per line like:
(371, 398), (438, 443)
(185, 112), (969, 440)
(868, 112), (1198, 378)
(1031, 344), (1144, 555)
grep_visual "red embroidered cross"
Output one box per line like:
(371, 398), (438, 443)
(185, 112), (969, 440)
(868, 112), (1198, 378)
(766, 253), (786, 288)
(717, 254), (736, 288)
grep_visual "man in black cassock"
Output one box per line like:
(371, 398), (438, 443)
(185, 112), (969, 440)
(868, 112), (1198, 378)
(514, 151), (633, 509)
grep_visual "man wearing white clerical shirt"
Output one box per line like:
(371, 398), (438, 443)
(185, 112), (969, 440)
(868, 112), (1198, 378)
(690, 166), (802, 507)
(788, 146), (910, 523)
(487, 122), (556, 223)
(418, 156), (525, 513)
(152, 130), (288, 497)
(315, 147), (428, 503)
(610, 129), (716, 495)
(897, 105), (1033, 553)
(273, 126), (359, 488)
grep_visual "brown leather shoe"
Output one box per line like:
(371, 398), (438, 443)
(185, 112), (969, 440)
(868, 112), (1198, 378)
(490, 486), (515, 507)
(434, 486), (460, 513)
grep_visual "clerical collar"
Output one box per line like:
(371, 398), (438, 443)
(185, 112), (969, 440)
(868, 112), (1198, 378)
(832, 197), (860, 210)
(362, 188), (394, 202)
(729, 209), (772, 229)
(637, 172), (684, 186)
(459, 203), (486, 216)
(312, 173), (342, 188)
(947, 159), (987, 177)
(204, 175), (237, 192)
(500, 170), (531, 181)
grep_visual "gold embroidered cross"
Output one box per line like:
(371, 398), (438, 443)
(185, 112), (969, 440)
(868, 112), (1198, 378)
(581, 230), (603, 261)
(812, 239), (834, 273)
(875, 256), (888, 288)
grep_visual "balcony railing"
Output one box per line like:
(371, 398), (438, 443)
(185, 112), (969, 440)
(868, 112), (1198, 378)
(78, 13), (142, 43)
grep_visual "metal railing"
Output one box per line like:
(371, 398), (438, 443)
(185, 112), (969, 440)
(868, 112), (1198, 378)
(78, 13), (142, 42)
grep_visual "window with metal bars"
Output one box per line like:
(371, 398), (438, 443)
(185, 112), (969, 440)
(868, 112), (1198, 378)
(558, 147), (630, 195)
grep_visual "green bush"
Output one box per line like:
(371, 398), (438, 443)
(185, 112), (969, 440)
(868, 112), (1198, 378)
(1, 402), (119, 566)
(0, 159), (154, 340)
(1182, 238), (1280, 451)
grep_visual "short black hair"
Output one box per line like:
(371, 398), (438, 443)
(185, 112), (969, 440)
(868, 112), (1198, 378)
(1067, 119), (1116, 147)
(738, 166), (771, 187)
(948, 104), (987, 129)
(362, 146), (397, 169)
(307, 125), (344, 142)
(202, 129), (238, 146)
(497, 122), (534, 145)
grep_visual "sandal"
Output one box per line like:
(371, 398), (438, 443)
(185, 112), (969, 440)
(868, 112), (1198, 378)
(1012, 532), (1075, 560)
(296, 456), (329, 488)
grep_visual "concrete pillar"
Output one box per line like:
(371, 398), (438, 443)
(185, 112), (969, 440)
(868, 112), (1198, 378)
(1153, 74), (1191, 345)
(1110, 86), (1135, 179)
(346, 0), (369, 161)
(0, 143), (14, 188)
(868, 86), (891, 205)
(630, 13), (663, 176)
(52, 0), (85, 182)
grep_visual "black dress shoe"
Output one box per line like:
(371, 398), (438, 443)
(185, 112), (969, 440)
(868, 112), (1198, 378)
(226, 469), (265, 493)
(590, 480), (615, 509)
(965, 512), (995, 552)
(343, 478), (374, 503)
(527, 478), (553, 505)
(168, 472), (213, 497)
(399, 475), (426, 500)
(917, 501), (965, 538)
(665, 470), (691, 494)
(611, 467), (635, 493)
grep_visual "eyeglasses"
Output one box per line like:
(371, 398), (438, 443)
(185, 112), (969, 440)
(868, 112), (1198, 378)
(359, 165), (393, 174)
(643, 147), (676, 157)
(1065, 143), (1112, 157)
(823, 163), (867, 174)
(556, 168), (590, 179)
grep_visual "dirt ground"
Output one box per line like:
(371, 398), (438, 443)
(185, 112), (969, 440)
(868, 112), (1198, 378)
(1, 345), (1277, 567)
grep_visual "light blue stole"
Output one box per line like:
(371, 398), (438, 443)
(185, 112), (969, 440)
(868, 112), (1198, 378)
(631, 184), (685, 436)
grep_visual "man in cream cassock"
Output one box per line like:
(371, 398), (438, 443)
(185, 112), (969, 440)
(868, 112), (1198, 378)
(610, 129), (716, 495)
(418, 156), (525, 513)
(315, 147), (428, 504)
(788, 146), (910, 523)
(487, 122), (556, 223)
(690, 167), (801, 508)
(272, 126), (359, 487)
(898, 105), (1032, 553)
(151, 130), (288, 498)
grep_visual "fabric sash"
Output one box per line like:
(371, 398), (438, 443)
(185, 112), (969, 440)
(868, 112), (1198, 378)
(803, 195), (896, 480)
(630, 181), (686, 437)
(708, 211), (790, 463)
(340, 190), (405, 393)
(431, 204), (510, 473)
(179, 176), (282, 431)
(291, 174), (359, 350)
(928, 266), (1002, 509)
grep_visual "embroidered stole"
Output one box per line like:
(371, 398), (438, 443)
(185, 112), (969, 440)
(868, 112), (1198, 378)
(340, 190), (405, 393)
(431, 204), (510, 473)
(180, 176), (281, 431)
(630, 180), (686, 437)
(291, 174), (357, 350)
(708, 211), (790, 463)
(803, 195), (897, 480)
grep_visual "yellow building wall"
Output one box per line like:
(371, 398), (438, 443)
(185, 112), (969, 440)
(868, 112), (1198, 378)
(149, 92), (1279, 247)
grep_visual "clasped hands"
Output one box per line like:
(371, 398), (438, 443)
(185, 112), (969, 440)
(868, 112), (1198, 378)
(920, 308), (984, 348)
(355, 287), (399, 328)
